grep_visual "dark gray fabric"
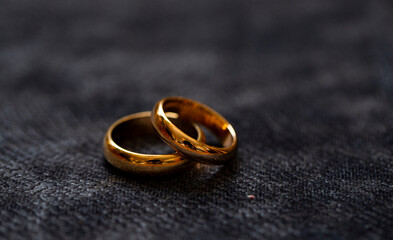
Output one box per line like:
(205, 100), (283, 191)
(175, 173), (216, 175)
(1, 0), (393, 239)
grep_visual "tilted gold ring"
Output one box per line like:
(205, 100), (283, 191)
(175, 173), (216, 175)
(103, 111), (205, 175)
(151, 97), (238, 165)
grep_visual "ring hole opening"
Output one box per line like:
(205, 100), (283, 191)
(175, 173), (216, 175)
(199, 125), (223, 148)
(112, 115), (198, 154)
(163, 100), (234, 148)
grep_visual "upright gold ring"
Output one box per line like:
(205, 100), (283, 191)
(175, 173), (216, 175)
(103, 111), (205, 175)
(152, 97), (238, 165)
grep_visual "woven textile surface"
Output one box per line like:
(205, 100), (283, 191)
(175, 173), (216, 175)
(1, 0), (393, 239)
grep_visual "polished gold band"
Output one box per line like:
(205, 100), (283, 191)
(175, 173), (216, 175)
(152, 97), (238, 165)
(103, 111), (205, 175)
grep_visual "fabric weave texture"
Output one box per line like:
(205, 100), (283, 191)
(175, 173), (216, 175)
(0, 0), (393, 239)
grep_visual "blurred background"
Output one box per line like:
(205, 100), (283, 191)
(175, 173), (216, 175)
(0, 0), (392, 239)
(1, 0), (392, 117)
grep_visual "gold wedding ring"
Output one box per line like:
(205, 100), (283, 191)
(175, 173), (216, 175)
(103, 111), (205, 175)
(151, 97), (238, 165)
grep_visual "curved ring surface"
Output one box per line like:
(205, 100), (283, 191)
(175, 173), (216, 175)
(103, 111), (205, 175)
(152, 97), (238, 165)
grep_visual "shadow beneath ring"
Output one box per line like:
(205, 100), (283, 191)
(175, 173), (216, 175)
(102, 153), (241, 195)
